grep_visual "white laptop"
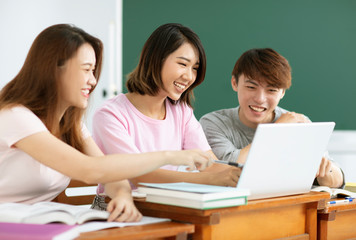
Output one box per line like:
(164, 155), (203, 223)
(236, 122), (335, 200)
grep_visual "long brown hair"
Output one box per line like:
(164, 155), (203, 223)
(126, 23), (206, 107)
(0, 24), (103, 152)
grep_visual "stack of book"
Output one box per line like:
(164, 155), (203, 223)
(138, 182), (250, 210)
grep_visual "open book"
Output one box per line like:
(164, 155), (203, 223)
(0, 202), (109, 225)
(311, 186), (356, 198)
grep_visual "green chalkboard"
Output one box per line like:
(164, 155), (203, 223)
(123, 0), (356, 129)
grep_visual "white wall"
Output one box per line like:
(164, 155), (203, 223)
(327, 130), (356, 183)
(0, 0), (122, 131)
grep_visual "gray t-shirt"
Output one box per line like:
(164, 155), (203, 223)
(200, 106), (345, 187)
(199, 106), (287, 162)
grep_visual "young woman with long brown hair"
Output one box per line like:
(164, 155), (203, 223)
(0, 24), (211, 222)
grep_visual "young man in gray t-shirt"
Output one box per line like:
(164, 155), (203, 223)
(200, 48), (344, 188)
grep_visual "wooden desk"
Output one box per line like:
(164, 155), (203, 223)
(76, 221), (194, 240)
(135, 192), (329, 240)
(318, 198), (356, 240)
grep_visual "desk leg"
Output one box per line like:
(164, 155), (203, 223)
(193, 224), (212, 240)
(306, 205), (317, 240)
(317, 211), (336, 240)
(166, 232), (188, 240)
(317, 219), (328, 240)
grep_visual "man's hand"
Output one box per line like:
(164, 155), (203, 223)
(275, 112), (311, 124)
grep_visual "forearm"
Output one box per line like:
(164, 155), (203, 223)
(15, 132), (210, 185)
(236, 144), (251, 165)
(76, 151), (173, 184)
(130, 162), (240, 188)
(130, 168), (213, 186)
(15, 132), (170, 184)
(104, 180), (132, 199)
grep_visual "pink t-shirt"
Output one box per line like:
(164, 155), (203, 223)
(93, 94), (211, 170)
(0, 106), (89, 204)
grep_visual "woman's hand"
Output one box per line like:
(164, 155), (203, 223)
(203, 163), (241, 187)
(106, 191), (142, 222)
(166, 149), (213, 171)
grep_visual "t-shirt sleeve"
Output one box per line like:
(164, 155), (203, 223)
(200, 113), (241, 162)
(181, 104), (211, 151)
(0, 106), (48, 147)
(92, 107), (140, 155)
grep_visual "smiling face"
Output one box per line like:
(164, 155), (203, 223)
(58, 43), (97, 112)
(232, 74), (285, 129)
(159, 42), (199, 101)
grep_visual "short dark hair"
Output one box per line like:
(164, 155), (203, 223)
(126, 23), (206, 107)
(232, 48), (291, 89)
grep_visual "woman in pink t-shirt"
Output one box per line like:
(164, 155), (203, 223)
(0, 24), (212, 222)
(92, 23), (241, 209)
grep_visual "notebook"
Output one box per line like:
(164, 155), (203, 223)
(236, 122), (335, 200)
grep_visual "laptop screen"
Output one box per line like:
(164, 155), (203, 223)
(237, 122), (335, 200)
